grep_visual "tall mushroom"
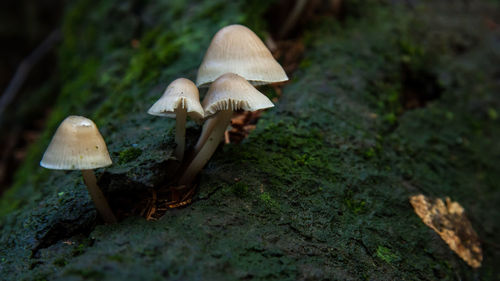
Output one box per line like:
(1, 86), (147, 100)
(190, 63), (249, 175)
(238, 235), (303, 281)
(196, 24), (289, 88)
(193, 24), (288, 152)
(148, 78), (204, 162)
(40, 115), (117, 223)
(179, 73), (274, 185)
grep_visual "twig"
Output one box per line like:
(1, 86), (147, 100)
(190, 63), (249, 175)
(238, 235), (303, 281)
(278, 0), (308, 39)
(0, 29), (62, 121)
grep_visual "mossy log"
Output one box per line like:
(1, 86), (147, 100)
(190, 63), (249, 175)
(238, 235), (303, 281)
(1, 0), (499, 280)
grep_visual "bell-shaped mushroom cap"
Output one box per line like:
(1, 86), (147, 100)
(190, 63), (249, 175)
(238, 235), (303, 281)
(40, 116), (112, 170)
(196, 24), (288, 87)
(202, 73), (274, 117)
(147, 78), (204, 119)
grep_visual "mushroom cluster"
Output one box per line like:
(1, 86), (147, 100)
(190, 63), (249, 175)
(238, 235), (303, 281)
(40, 24), (288, 223)
(149, 24), (288, 186)
(179, 73), (275, 185)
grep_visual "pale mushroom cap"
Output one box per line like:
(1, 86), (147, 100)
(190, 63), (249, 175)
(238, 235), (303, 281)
(196, 24), (288, 87)
(40, 116), (112, 170)
(202, 73), (274, 117)
(147, 78), (204, 119)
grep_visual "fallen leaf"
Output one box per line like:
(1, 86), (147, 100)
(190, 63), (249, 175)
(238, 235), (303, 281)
(409, 194), (482, 268)
(228, 111), (263, 143)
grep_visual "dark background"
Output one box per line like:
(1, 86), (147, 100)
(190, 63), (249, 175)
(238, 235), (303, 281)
(0, 0), (63, 193)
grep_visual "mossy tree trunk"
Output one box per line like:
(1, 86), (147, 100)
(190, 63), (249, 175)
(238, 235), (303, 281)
(0, 1), (499, 280)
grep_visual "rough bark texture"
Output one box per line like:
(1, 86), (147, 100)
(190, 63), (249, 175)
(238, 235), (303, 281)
(1, 0), (499, 280)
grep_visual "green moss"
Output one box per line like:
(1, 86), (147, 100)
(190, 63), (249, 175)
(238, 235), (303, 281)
(107, 254), (125, 262)
(376, 246), (400, 264)
(231, 181), (249, 198)
(363, 147), (376, 159)
(53, 258), (68, 267)
(72, 243), (86, 257)
(488, 108), (498, 120)
(64, 268), (105, 279)
(298, 58), (312, 68)
(345, 199), (366, 215)
(118, 147), (143, 164)
(259, 192), (279, 209)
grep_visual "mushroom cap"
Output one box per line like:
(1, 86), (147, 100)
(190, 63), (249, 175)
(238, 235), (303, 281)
(202, 73), (274, 117)
(148, 78), (204, 119)
(40, 116), (112, 170)
(196, 24), (288, 87)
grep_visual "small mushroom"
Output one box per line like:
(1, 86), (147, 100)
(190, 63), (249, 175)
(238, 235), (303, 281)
(148, 78), (204, 162)
(40, 115), (117, 223)
(179, 73), (274, 185)
(196, 24), (289, 88)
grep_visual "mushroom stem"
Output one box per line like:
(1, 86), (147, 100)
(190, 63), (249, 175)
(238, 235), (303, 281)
(193, 116), (218, 155)
(81, 169), (117, 223)
(179, 110), (233, 185)
(175, 107), (187, 162)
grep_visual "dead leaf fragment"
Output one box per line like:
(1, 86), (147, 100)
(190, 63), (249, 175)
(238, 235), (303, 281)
(409, 194), (482, 268)
(140, 185), (196, 221)
(228, 111), (262, 143)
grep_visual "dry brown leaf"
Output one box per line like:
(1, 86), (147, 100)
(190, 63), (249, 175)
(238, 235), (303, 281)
(409, 194), (482, 268)
(228, 111), (263, 143)
(231, 113), (247, 127)
(243, 125), (256, 132)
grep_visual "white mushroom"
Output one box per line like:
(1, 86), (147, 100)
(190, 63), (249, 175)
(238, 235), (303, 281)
(196, 24), (289, 88)
(148, 78), (204, 162)
(40, 115), (116, 223)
